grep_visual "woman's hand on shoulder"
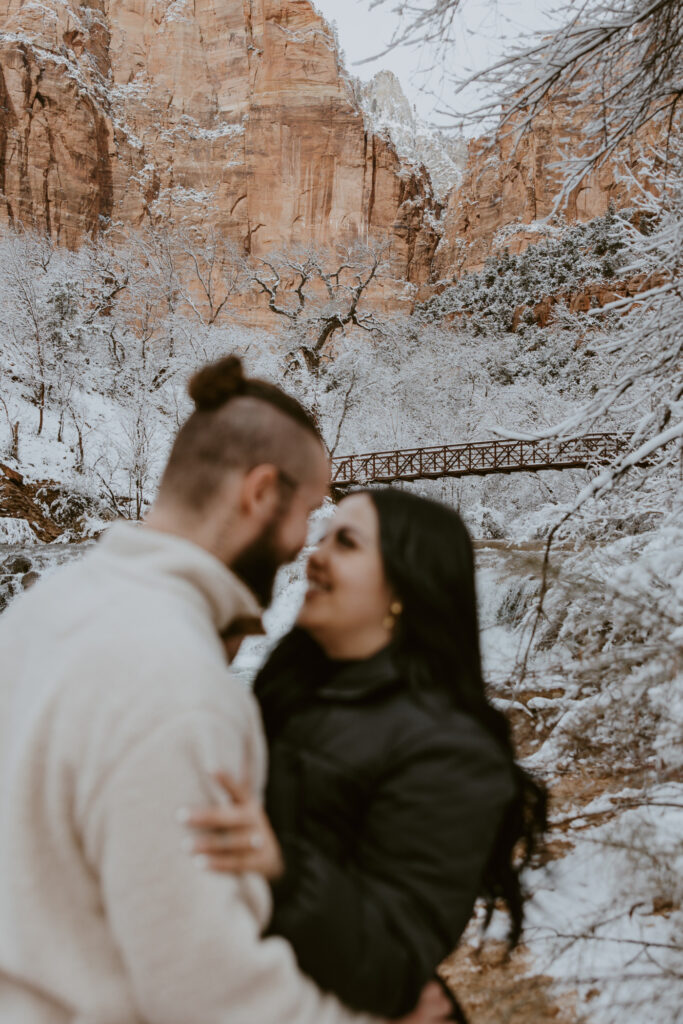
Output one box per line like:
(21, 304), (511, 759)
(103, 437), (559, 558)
(181, 772), (284, 882)
(398, 981), (455, 1024)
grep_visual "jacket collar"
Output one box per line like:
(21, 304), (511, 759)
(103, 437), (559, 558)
(315, 645), (401, 702)
(97, 522), (262, 634)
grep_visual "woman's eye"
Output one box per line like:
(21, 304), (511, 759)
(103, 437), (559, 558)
(336, 531), (356, 549)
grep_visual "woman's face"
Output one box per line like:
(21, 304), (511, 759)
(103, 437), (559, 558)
(297, 493), (396, 660)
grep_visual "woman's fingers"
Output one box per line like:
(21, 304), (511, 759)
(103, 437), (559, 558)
(189, 827), (263, 855)
(178, 805), (255, 830)
(193, 852), (260, 874)
(180, 773), (284, 881)
(178, 768), (256, 830)
(400, 982), (453, 1024)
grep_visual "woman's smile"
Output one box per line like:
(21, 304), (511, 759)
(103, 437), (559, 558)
(304, 567), (333, 599)
(305, 568), (332, 590)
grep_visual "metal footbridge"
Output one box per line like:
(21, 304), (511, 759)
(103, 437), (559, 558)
(331, 432), (633, 488)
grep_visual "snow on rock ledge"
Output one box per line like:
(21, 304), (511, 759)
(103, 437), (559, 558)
(359, 70), (467, 203)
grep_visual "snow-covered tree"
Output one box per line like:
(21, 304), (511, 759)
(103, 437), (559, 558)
(245, 241), (388, 372)
(372, 0), (682, 475)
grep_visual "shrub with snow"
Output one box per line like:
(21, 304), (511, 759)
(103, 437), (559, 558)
(420, 206), (629, 333)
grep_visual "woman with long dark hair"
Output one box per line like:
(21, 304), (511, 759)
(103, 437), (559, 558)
(185, 489), (547, 1019)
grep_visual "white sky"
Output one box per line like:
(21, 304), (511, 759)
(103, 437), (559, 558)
(313, 0), (560, 130)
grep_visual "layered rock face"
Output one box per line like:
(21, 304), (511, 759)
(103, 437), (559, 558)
(0, 0), (439, 281)
(0, 0), (114, 247)
(434, 97), (638, 277)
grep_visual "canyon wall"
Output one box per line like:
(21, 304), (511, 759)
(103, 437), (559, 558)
(434, 97), (641, 278)
(0, 0), (439, 282)
(0, 0), (647, 299)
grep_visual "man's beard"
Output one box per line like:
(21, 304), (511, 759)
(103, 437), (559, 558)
(230, 515), (292, 608)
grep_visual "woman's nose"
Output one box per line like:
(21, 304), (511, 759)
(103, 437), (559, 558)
(308, 541), (328, 571)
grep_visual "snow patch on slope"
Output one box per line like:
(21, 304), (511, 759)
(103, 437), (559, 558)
(526, 786), (683, 1024)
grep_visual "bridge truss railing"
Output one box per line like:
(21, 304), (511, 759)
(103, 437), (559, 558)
(331, 432), (634, 488)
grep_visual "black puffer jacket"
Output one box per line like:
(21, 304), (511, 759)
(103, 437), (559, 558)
(256, 641), (516, 1019)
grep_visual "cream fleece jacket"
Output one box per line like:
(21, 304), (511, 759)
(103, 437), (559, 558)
(0, 523), (380, 1024)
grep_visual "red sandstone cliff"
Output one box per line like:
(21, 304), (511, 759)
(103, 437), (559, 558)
(434, 96), (643, 278)
(0, 0), (439, 282)
(0, 1), (650, 297)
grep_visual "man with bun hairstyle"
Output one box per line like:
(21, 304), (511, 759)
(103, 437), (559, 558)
(0, 356), (449, 1024)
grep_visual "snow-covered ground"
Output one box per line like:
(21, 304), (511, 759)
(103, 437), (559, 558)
(527, 783), (683, 1024)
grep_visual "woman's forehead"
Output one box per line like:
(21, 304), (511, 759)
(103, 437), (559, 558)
(334, 493), (378, 534)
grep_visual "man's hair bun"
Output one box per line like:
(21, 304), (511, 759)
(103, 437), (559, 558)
(188, 355), (247, 412)
(182, 351), (321, 443)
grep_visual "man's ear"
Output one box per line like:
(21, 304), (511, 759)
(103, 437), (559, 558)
(239, 464), (281, 521)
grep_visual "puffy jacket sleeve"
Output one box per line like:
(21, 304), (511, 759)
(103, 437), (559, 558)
(81, 706), (381, 1024)
(268, 724), (515, 1019)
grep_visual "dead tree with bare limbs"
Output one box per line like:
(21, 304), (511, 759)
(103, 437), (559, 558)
(247, 241), (388, 372)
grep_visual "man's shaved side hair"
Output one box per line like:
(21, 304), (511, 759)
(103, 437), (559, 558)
(158, 356), (324, 511)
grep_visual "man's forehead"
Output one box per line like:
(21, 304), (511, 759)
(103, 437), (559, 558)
(304, 444), (332, 486)
(304, 472), (331, 504)
(297, 468), (331, 510)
